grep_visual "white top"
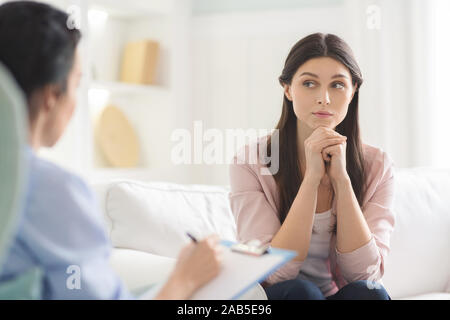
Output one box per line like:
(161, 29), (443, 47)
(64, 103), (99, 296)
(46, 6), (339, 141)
(296, 209), (339, 297)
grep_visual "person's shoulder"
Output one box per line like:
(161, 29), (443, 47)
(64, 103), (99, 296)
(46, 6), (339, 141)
(24, 153), (107, 245)
(363, 143), (393, 164)
(29, 153), (94, 202)
(232, 135), (271, 166)
(362, 143), (394, 180)
(229, 135), (276, 181)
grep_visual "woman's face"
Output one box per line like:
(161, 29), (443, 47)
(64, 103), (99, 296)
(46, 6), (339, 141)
(43, 47), (82, 147)
(284, 57), (357, 131)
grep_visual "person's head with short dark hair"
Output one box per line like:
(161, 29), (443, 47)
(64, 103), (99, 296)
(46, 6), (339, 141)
(0, 0), (82, 149)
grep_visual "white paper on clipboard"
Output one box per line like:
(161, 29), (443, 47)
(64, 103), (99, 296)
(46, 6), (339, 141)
(190, 240), (297, 300)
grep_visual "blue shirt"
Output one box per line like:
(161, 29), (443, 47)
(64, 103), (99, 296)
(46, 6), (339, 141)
(0, 147), (142, 299)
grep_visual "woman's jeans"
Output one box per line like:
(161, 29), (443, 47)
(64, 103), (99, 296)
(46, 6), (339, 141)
(264, 279), (391, 300)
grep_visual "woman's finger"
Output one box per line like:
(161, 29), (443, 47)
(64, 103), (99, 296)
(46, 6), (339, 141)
(308, 132), (346, 148)
(310, 127), (345, 141)
(203, 234), (220, 247)
(322, 143), (345, 161)
(313, 137), (346, 153)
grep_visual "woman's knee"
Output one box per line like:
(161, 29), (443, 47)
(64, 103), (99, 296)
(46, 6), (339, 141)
(265, 279), (325, 300)
(347, 280), (391, 300)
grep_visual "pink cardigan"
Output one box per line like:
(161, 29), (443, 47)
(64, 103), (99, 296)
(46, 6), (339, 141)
(228, 138), (395, 289)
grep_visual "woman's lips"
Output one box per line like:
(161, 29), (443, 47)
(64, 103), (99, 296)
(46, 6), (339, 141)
(313, 112), (333, 118)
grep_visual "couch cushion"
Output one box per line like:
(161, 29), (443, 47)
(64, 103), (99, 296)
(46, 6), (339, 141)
(382, 168), (450, 299)
(105, 181), (237, 258)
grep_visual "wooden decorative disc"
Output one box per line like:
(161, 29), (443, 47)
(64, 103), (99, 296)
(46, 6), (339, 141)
(96, 105), (139, 167)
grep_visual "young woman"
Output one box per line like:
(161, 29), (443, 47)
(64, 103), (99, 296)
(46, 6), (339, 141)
(0, 1), (222, 299)
(229, 33), (395, 300)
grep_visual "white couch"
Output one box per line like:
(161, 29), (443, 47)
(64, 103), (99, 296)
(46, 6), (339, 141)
(90, 167), (450, 300)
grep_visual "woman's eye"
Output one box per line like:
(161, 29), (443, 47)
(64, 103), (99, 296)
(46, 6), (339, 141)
(303, 81), (315, 88)
(333, 82), (345, 89)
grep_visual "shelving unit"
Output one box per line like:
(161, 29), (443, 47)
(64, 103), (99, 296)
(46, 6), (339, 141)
(38, 0), (193, 183)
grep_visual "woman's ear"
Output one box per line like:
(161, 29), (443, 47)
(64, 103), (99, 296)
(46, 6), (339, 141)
(41, 85), (59, 114)
(284, 84), (293, 101)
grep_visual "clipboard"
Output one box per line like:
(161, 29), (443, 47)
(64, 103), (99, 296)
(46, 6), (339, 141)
(189, 240), (297, 300)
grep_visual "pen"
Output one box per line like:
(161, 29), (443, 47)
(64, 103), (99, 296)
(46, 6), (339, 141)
(186, 232), (198, 243)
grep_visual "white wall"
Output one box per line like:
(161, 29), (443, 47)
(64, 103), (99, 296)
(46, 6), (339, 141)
(431, 0), (450, 168)
(188, 0), (439, 186)
(20, 0), (445, 186)
(190, 4), (350, 185)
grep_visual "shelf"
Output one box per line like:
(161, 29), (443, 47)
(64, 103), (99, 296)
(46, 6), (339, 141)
(88, 81), (172, 122)
(91, 81), (170, 96)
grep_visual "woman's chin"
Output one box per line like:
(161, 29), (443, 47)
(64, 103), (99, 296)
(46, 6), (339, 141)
(311, 121), (335, 130)
(299, 118), (336, 131)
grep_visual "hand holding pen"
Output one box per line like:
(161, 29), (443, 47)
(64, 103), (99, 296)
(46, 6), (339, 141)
(156, 233), (223, 299)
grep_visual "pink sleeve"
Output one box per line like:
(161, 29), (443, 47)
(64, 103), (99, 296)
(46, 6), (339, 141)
(335, 152), (396, 283)
(229, 160), (303, 285)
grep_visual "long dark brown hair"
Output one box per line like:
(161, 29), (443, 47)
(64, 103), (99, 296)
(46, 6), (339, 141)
(267, 33), (367, 232)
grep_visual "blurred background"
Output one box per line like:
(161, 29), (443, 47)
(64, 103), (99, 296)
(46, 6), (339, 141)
(5, 0), (449, 186)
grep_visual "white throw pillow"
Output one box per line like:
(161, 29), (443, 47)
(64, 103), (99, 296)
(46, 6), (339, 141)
(105, 181), (237, 258)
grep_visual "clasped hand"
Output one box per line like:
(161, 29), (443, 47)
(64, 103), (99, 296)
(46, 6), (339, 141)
(303, 126), (349, 187)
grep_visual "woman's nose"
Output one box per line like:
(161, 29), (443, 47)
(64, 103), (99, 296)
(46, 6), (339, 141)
(316, 90), (331, 105)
